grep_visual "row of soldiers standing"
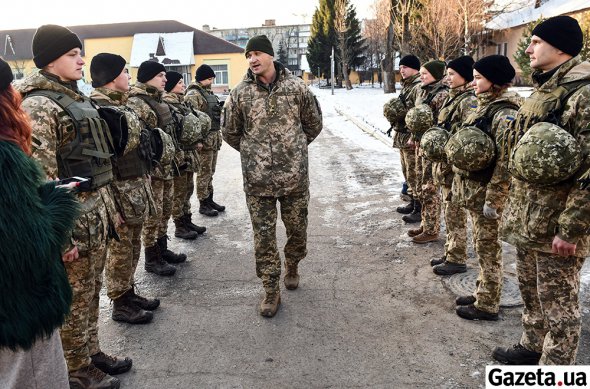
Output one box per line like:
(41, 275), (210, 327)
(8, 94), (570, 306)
(16, 24), (226, 389)
(384, 15), (590, 365)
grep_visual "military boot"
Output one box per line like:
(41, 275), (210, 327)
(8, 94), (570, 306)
(111, 290), (153, 324)
(128, 286), (160, 311)
(400, 182), (412, 202)
(144, 244), (176, 276)
(90, 351), (133, 375)
(284, 262), (300, 290)
(173, 218), (199, 240)
(412, 232), (439, 244)
(433, 261), (467, 275)
(184, 213), (206, 234)
(157, 235), (187, 264)
(207, 192), (226, 212)
(199, 199), (218, 217)
(456, 304), (499, 321)
(430, 255), (446, 267)
(492, 344), (542, 365)
(402, 200), (422, 223)
(407, 226), (423, 237)
(259, 288), (281, 318)
(455, 295), (476, 306)
(69, 364), (120, 389)
(396, 199), (414, 214)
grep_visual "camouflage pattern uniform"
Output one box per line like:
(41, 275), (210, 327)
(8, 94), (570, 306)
(434, 85), (477, 263)
(385, 73), (421, 197)
(221, 62), (323, 293)
(91, 87), (154, 300)
(451, 89), (521, 313)
(414, 80), (449, 236)
(16, 71), (117, 372)
(128, 83), (176, 246)
(501, 57), (590, 364)
(185, 82), (222, 201)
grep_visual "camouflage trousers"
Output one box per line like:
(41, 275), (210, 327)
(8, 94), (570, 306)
(469, 210), (503, 314)
(60, 203), (110, 372)
(245, 190), (310, 291)
(106, 222), (143, 300)
(517, 249), (586, 365)
(416, 150), (440, 235)
(172, 170), (195, 219)
(442, 185), (467, 264)
(400, 147), (417, 197)
(142, 178), (174, 247)
(197, 148), (218, 200)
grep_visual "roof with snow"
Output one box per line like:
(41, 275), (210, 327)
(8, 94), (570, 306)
(130, 32), (195, 66)
(486, 0), (590, 30)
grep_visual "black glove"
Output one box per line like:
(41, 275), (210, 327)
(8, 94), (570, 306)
(386, 127), (393, 137)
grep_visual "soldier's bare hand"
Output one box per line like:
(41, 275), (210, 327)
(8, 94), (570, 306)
(552, 236), (577, 257)
(197, 143), (203, 152)
(116, 213), (125, 227)
(62, 246), (79, 262)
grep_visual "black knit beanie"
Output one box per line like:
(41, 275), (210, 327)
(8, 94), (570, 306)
(196, 64), (216, 82)
(32, 24), (83, 68)
(422, 60), (446, 82)
(245, 35), (274, 57)
(165, 71), (183, 92)
(532, 16), (583, 57)
(0, 59), (13, 91)
(399, 55), (420, 71)
(90, 53), (126, 88)
(137, 61), (166, 83)
(447, 55), (475, 82)
(473, 55), (515, 86)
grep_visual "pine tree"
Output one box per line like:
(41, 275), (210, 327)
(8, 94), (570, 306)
(277, 40), (289, 66)
(513, 17), (544, 85)
(307, 0), (337, 83)
(345, 4), (366, 70)
(579, 12), (590, 62)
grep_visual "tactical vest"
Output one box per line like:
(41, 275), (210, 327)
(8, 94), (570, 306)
(96, 104), (151, 180)
(135, 94), (180, 148)
(28, 90), (113, 190)
(422, 83), (449, 106)
(437, 90), (475, 132)
(196, 87), (221, 131)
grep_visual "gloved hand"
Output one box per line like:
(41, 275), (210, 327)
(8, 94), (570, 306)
(386, 127), (393, 137)
(483, 204), (499, 219)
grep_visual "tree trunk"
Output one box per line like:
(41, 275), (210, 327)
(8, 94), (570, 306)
(382, 20), (396, 94)
(343, 63), (352, 90)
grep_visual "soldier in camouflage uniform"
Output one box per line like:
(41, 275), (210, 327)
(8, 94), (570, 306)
(383, 55), (422, 221)
(185, 64), (225, 217)
(128, 61), (183, 276)
(493, 16), (590, 365)
(408, 60), (449, 243)
(447, 55), (521, 321)
(17, 25), (129, 389)
(221, 35), (323, 318)
(428, 56), (477, 274)
(163, 71), (207, 240)
(90, 53), (160, 325)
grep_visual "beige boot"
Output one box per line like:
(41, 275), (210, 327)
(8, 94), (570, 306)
(407, 226), (423, 237)
(284, 263), (300, 290)
(259, 289), (281, 318)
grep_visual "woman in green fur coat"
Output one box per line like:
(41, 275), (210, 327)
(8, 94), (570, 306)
(0, 59), (79, 389)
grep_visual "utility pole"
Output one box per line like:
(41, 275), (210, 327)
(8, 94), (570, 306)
(330, 46), (335, 96)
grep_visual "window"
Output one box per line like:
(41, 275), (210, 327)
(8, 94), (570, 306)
(496, 42), (508, 56)
(210, 64), (229, 85)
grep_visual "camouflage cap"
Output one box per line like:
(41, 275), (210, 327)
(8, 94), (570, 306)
(445, 126), (495, 171)
(405, 104), (433, 134)
(420, 126), (450, 162)
(383, 97), (408, 124)
(509, 121), (583, 186)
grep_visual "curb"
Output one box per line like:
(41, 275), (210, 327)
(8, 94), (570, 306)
(334, 105), (392, 147)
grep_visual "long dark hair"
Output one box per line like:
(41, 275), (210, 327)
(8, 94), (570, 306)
(0, 85), (32, 155)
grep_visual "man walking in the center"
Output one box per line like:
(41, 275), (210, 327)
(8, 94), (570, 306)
(222, 35), (323, 318)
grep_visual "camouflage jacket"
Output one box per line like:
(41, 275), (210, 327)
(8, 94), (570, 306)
(451, 89), (521, 212)
(15, 71), (117, 251)
(128, 83), (176, 180)
(91, 87), (155, 224)
(221, 62), (323, 197)
(392, 73), (421, 149)
(414, 79), (449, 141)
(433, 84), (477, 186)
(163, 91), (201, 173)
(185, 82), (222, 151)
(502, 57), (590, 257)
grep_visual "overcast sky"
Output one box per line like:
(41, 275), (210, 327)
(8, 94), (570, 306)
(1, 0), (376, 30)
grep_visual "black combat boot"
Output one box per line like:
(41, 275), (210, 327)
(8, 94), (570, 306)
(433, 261), (467, 275)
(173, 218), (199, 240)
(183, 213), (206, 234)
(396, 198), (414, 214)
(456, 304), (499, 321)
(492, 344), (542, 365)
(402, 200), (422, 223)
(455, 295), (476, 306)
(199, 199), (218, 217)
(430, 255), (446, 267)
(207, 192), (225, 212)
(157, 235), (187, 264)
(144, 244), (176, 276)
(111, 289), (153, 324)
(90, 351), (133, 375)
(128, 286), (160, 311)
